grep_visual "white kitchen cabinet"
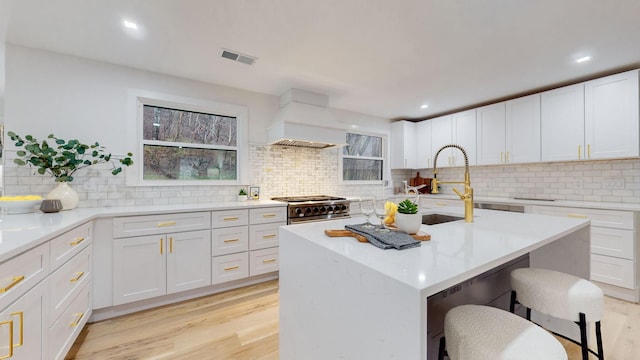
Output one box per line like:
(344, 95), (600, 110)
(49, 282), (91, 360)
(541, 83), (585, 161)
(530, 205), (639, 302)
(584, 69), (639, 159)
(415, 120), (432, 168)
(430, 115), (453, 168)
(477, 95), (541, 165)
(391, 120), (417, 169)
(430, 110), (476, 168)
(0, 280), (46, 360)
(113, 229), (211, 305)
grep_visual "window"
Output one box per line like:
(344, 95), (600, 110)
(129, 91), (247, 186)
(342, 132), (384, 182)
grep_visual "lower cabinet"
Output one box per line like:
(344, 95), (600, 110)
(0, 280), (45, 360)
(49, 282), (91, 360)
(212, 252), (249, 284)
(113, 230), (211, 305)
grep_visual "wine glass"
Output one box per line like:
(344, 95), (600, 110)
(373, 199), (390, 232)
(359, 198), (375, 229)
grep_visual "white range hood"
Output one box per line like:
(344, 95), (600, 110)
(268, 89), (346, 149)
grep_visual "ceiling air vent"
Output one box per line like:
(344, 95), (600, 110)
(221, 49), (257, 65)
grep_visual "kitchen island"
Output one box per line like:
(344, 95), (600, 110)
(279, 208), (591, 360)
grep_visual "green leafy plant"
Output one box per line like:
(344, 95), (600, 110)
(238, 188), (247, 196)
(8, 131), (134, 182)
(397, 199), (418, 214)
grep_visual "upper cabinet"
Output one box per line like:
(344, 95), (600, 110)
(415, 120), (432, 168)
(477, 94), (541, 165)
(390, 120), (417, 169)
(584, 69), (639, 159)
(542, 69), (639, 161)
(431, 110), (476, 168)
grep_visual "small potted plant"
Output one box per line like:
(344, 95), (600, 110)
(237, 188), (248, 202)
(395, 199), (421, 234)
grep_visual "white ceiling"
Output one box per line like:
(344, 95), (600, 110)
(1, 0), (640, 120)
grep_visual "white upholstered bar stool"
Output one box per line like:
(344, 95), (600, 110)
(510, 267), (604, 360)
(437, 304), (567, 360)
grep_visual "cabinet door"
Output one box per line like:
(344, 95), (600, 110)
(113, 236), (167, 305)
(506, 94), (541, 164)
(0, 281), (44, 360)
(430, 115), (453, 168)
(541, 83), (585, 161)
(415, 121), (432, 168)
(585, 69), (639, 159)
(166, 230), (212, 294)
(452, 109), (476, 166)
(476, 102), (506, 165)
(390, 120), (417, 169)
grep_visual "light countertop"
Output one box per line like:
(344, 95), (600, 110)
(281, 206), (590, 296)
(0, 200), (286, 263)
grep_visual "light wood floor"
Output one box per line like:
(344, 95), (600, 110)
(67, 280), (639, 359)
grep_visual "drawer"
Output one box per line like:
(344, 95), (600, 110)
(113, 211), (211, 238)
(249, 223), (282, 250)
(212, 226), (249, 256)
(50, 221), (92, 270)
(49, 282), (91, 360)
(591, 254), (635, 289)
(0, 243), (49, 309)
(250, 207), (287, 225)
(211, 209), (249, 228)
(212, 252), (249, 285)
(591, 227), (634, 260)
(49, 245), (92, 324)
(250, 248), (279, 276)
(418, 198), (464, 208)
(531, 206), (634, 229)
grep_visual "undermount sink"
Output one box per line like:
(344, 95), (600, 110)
(422, 213), (464, 225)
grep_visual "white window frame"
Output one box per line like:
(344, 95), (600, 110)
(126, 89), (248, 186)
(340, 131), (386, 185)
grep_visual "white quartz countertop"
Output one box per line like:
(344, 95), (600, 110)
(281, 207), (590, 296)
(0, 200), (286, 262)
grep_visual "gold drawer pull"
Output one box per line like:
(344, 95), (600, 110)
(1, 276), (25, 293)
(262, 214), (276, 218)
(70, 272), (85, 283)
(577, 145), (582, 159)
(587, 144), (591, 158)
(160, 238), (164, 254)
(10, 312), (23, 348)
(170, 237), (173, 253)
(157, 221), (177, 227)
(262, 234), (277, 239)
(567, 214), (588, 219)
(262, 258), (277, 264)
(223, 238), (239, 243)
(224, 265), (239, 271)
(436, 202), (447, 206)
(0, 319), (14, 359)
(70, 237), (85, 246)
(70, 312), (84, 327)
(223, 217), (239, 221)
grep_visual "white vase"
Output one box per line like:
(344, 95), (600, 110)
(395, 213), (422, 234)
(46, 182), (79, 210)
(237, 195), (248, 202)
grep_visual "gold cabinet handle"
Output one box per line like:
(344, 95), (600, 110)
(223, 238), (239, 243)
(70, 237), (85, 246)
(436, 202), (447, 206)
(10, 312), (23, 348)
(262, 213), (276, 218)
(587, 144), (591, 158)
(262, 258), (276, 264)
(70, 272), (85, 283)
(224, 265), (239, 271)
(506, 152), (510, 162)
(0, 319), (14, 359)
(262, 234), (277, 239)
(500, 152), (504, 163)
(157, 221), (177, 227)
(170, 237), (173, 253)
(223, 217), (239, 221)
(160, 238), (164, 254)
(1, 276), (25, 293)
(578, 145), (582, 159)
(567, 213), (588, 219)
(70, 312), (84, 327)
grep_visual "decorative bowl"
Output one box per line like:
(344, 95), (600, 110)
(0, 196), (44, 214)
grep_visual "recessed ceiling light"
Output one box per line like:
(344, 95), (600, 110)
(123, 20), (138, 30)
(420, 104), (429, 109)
(576, 56), (591, 63)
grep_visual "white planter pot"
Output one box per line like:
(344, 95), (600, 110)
(395, 213), (422, 234)
(46, 182), (79, 210)
(237, 195), (248, 202)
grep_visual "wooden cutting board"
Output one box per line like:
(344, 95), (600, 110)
(324, 229), (431, 242)
(409, 172), (432, 194)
